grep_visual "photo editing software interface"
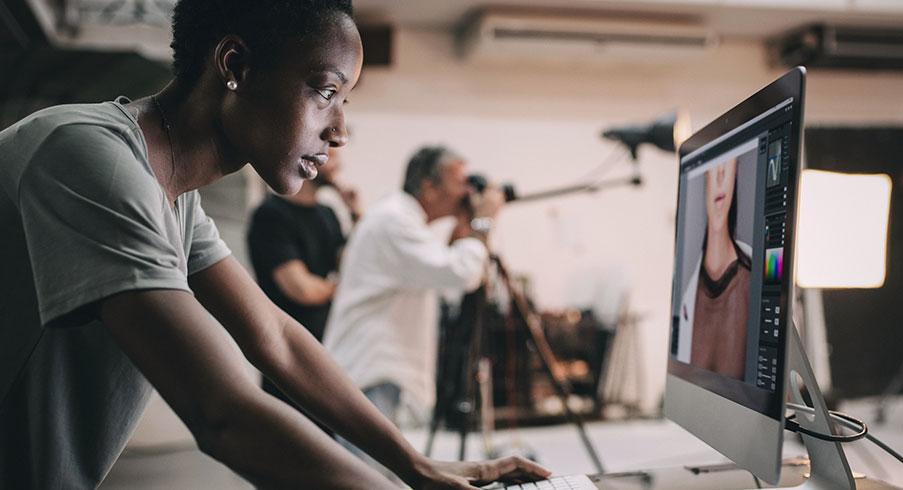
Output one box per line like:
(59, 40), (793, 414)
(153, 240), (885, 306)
(670, 97), (796, 419)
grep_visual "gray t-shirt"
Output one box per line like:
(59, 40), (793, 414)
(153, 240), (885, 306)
(0, 98), (231, 488)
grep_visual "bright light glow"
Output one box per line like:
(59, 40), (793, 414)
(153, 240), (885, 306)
(796, 170), (891, 289)
(673, 110), (693, 148)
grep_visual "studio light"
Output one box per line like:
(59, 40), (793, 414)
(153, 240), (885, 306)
(602, 111), (692, 160)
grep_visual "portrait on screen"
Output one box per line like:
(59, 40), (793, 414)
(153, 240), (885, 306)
(674, 141), (758, 381)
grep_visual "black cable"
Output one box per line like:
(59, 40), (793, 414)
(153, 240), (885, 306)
(784, 410), (867, 443)
(850, 436), (892, 481)
(786, 403), (903, 464)
(865, 432), (903, 466)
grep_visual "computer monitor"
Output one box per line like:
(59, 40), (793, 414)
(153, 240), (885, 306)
(664, 68), (807, 485)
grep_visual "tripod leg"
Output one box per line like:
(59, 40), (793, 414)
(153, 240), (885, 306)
(492, 256), (606, 474)
(426, 328), (453, 456)
(428, 288), (488, 461)
(427, 292), (484, 457)
(458, 417), (469, 461)
(456, 308), (485, 461)
(527, 318), (606, 474)
(425, 412), (441, 457)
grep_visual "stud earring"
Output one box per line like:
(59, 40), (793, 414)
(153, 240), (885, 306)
(226, 80), (238, 91)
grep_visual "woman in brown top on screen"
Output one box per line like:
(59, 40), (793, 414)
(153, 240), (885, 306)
(690, 158), (752, 380)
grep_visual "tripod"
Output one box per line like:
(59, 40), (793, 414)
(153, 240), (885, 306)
(424, 254), (605, 474)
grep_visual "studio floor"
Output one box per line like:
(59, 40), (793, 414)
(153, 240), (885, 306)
(100, 398), (903, 489)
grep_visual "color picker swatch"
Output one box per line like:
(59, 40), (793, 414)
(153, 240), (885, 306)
(765, 247), (784, 283)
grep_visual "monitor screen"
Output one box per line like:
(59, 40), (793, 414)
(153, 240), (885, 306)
(669, 80), (802, 421)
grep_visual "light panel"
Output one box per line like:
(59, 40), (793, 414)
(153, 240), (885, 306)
(795, 170), (891, 289)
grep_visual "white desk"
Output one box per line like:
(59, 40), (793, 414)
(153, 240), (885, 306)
(590, 460), (900, 489)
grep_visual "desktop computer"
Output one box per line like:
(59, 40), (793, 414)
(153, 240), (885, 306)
(503, 68), (869, 490)
(665, 66), (856, 489)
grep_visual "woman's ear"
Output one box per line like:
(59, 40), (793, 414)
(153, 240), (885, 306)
(214, 35), (252, 90)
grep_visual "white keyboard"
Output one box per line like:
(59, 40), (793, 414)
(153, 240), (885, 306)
(503, 474), (597, 489)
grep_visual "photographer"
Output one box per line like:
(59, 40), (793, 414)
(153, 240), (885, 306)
(322, 146), (503, 469)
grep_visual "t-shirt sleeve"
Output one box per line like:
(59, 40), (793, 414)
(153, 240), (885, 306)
(246, 203), (304, 275)
(17, 124), (191, 328)
(186, 192), (231, 276)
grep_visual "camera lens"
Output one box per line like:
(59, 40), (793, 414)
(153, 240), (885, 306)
(467, 174), (517, 202)
(466, 174), (489, 193)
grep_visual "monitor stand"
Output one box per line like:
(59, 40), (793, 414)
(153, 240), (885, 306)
(592, 325), (870, 490)
(786, 321), (856, 490)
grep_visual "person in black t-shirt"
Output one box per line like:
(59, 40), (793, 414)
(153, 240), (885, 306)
(247, 147), (361, 419)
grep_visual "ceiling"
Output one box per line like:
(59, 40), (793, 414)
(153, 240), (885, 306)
(352, 0), (903, 39)
(0, 0), (170, 129)
(4, 0), (903, 120)
(6, 0), (903, 51)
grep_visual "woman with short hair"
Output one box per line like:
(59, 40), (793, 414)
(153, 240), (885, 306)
(0, 1), (550, 488)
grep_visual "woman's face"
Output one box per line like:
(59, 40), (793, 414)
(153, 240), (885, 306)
(223, 14), (363, 195)
(705, 158), (737, 234)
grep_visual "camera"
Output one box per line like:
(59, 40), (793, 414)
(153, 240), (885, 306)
(466, 174), (518, 202)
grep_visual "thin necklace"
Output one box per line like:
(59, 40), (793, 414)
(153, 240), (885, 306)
(151, 94), (177, 185)
(151, 95), (179, 211)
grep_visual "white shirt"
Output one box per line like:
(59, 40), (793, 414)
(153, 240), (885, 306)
(323, 192), (487, 420)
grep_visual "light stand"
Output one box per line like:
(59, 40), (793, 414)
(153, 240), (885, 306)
(463, 111), (692, 206)
(511, 175), (641, 204)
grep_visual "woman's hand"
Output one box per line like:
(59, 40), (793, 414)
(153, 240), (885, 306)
(409, 456), (552, 489)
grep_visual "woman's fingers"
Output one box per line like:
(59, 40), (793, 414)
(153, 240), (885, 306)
(470, 455), (552, 483)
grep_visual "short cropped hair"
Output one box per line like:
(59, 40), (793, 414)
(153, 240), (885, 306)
(171, 0), (354, 84)
(402, 146), (460, 197)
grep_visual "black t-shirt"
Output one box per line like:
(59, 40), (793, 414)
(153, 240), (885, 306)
(247, 195), (345, 341)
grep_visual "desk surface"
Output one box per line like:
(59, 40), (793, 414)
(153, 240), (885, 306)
(589, 460), (901, 489)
